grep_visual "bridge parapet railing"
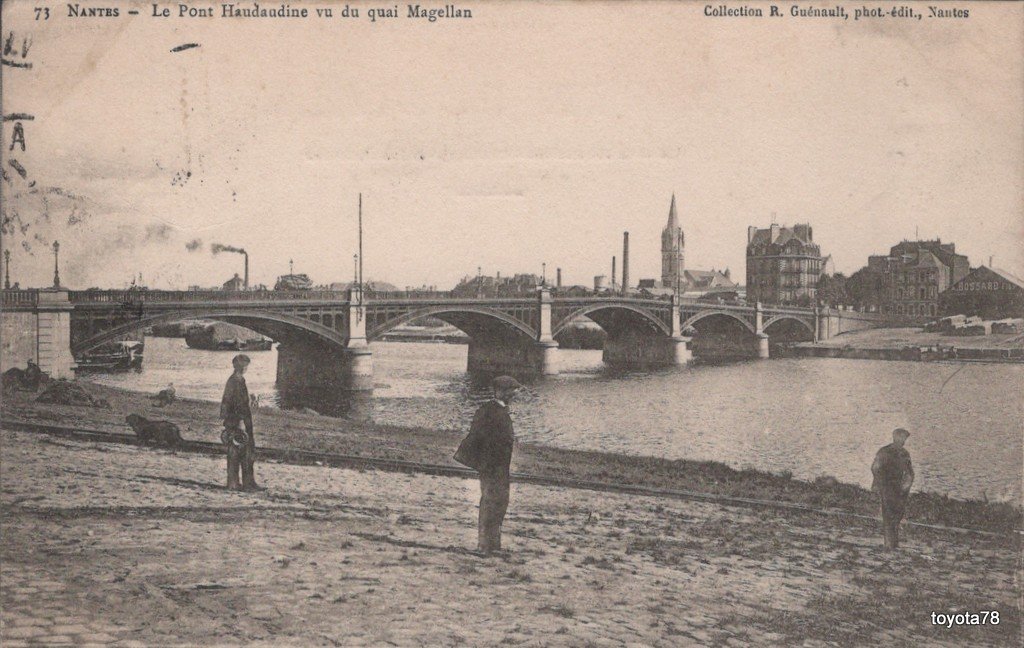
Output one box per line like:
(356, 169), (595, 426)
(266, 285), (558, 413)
(1, 289), (40, 307)
(68, 289), (350, 304)
(374, 296), (535, 305)
(371, 291), (455, 300)
(760, 305), (816, 316)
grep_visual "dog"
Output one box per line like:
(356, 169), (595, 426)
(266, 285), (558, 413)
(151, 383), (176, 407)
(249, 393), (261, 410)
(125, 414), (183, 447)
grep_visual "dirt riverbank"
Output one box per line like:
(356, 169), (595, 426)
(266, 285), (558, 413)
(1, 428), (1019, 646)
(2, 381), (1019, 535)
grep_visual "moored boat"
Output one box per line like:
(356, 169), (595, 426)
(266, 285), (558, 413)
(75, 339), (144, 373)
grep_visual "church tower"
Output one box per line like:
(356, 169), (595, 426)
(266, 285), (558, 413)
(661, 194), (685, 290)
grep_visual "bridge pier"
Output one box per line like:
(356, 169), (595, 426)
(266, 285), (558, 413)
(1, 289), (75, 379)
(465, 288), (560, 378)
(754, 302), (770, 359)
(276, 342), (374, 393)
(275, 286), (374, 393)
(467, 339), (558, 377)
(601, 295), (692, 369)
(756, 333), (770, 359)
(602, 332), (692, 369)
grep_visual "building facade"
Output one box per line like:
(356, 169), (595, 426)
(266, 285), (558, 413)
(745, 223), (825, 305)
(681, 269), (737, 296)
(894, 250), (948, 317)
(451, 272), (543, 297)
(661, 195), (684, 290)
(939, 266), (1024, 319)
(867, 239), (970, 317)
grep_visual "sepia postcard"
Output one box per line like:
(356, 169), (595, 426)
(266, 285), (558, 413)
(1, 0), (1021, 645)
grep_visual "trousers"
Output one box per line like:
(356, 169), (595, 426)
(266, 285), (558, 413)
(880, 490), (907, 549)
(478, 472), (510, 552)
(225, 427), (256, 489)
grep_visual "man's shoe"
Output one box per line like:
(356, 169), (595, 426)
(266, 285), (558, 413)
(242, 483), (266, 492)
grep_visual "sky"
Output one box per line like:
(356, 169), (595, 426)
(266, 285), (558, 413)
(2, 1), (1021, 290)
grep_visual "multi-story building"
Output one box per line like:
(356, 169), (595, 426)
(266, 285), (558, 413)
(867, 239), (969, 317)
(745, 223), (825, 305)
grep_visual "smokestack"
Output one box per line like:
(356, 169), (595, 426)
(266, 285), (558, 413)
(243, 251), (249, 289)
(622, 231), (630, 295)
(556, 267), (562, 288)
(611, 256), (617, 289)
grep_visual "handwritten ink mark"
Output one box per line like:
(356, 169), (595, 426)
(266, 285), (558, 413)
(8, 159), (27, 179)
(170, 43), (200, 53)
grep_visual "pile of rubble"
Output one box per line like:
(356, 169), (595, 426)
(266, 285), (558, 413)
(925, 315), (1022, 337)
(35, 380), (111, 409)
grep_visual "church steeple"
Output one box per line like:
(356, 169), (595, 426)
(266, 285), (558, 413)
(661, 194), (685, 290)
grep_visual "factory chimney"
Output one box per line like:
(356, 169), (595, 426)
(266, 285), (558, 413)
(556, 267), (562, 288)
(611, 256), (617, 290)
(622, 231), (630, 295)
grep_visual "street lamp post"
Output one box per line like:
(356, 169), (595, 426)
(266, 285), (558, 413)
(52, 241), (61, 288)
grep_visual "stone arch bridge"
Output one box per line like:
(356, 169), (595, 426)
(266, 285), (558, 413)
(1, 287), (883, 391)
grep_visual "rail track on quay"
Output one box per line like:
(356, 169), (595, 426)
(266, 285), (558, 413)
(1, 418), (1017, 540)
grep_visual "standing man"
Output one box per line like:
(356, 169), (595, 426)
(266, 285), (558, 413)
(454, 375), (522, 554)
(23, 359), (42, 391)
(221, 354), (261, 491)
(871, 428), (914, 550)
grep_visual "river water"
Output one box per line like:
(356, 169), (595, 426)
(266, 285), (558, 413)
(89, 337), (1023, 502)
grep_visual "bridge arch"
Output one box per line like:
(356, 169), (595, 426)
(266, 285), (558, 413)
(763, 315), (815, 340)
(552, 304), (671, 338)
(71, 309), (348, 355)
(681, 310), (757, 335)
(367, 305), (538, 344)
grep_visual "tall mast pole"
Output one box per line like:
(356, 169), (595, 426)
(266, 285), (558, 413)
(358, 193), (363, 300)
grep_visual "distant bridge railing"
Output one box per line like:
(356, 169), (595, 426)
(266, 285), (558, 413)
(67, 289), (350, 305)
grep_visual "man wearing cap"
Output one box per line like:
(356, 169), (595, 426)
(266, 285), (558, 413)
(871, 428), (914, 550)
(221, 354), (261, 491)
(455, 375), (522, 554)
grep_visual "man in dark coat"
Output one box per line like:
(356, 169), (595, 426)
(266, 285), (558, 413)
(871, 428), (914, 550)
(455, 375), (522, 554)
(23, 359), (42, 391)
(221, 354), (261, 491)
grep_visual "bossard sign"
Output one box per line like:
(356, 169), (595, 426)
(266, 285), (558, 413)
(952, 280), (1016, 292)
(949, 267), (1024, 293)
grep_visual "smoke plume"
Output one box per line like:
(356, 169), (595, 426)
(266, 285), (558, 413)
(211, 243), (246, 255)
(185, 239), (203, 252)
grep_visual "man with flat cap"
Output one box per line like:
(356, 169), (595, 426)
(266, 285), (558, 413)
(221, 354), (261, 491)
(871, 428), (914, 550)
(455, 375), (522, 554)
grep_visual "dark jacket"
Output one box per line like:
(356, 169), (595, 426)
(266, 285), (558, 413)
(221, 373), (253, 432)
(871, 443), (914, 496)
(455, 400), (514, 477)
